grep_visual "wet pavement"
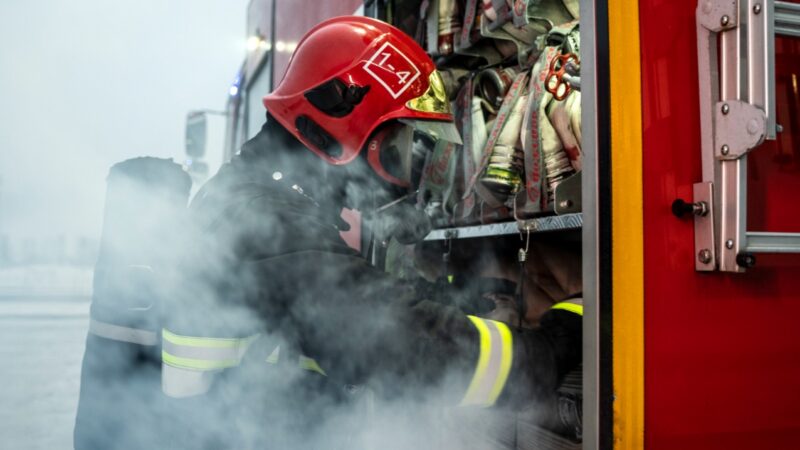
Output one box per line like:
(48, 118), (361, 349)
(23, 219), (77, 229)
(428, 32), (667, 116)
(0, 268), (92, 450)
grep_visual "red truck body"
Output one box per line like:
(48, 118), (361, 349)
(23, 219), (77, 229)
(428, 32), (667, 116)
(640, 0), (800, 448)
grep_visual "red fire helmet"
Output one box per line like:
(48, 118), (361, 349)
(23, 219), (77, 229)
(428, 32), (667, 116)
(263, 16), (459, 185)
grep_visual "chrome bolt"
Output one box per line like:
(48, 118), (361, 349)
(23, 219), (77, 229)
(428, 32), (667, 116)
(559, 199), (572, 209)
(721, 103), (730, 115)
(753, 3), (762, 14)
(721, 15), (730, 26)
(721, 144), (730, 155)
(698, 249), (712, 264)
(777, 124), (784, 133)
(696, 201), (709, 217)
(726, 239), (734, 249)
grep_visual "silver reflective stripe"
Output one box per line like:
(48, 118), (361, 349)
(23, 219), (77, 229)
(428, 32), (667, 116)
(460, 316), (514, 407)
(161, 330), (260, 398)
(88, 318), (158, 346)
(161, 329), (259, 371)
(162, 339), (249, 361)
(462, 318), (502, 405)
(162, 364), (216, 398)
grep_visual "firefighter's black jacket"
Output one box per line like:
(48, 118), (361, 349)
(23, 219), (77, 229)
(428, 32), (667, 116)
(163, 120), (582, 449)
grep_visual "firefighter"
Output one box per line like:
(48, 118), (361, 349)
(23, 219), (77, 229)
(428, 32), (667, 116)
(161, 16), (581, 449)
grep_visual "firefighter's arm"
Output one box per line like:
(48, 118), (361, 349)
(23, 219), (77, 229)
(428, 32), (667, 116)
(406, 297), (582, 408)
(272, 250), (581, 408)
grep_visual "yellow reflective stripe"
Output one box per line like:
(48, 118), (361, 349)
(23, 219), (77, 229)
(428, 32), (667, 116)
(551, 302), (584, 316)
(161, 329), (259, 372)
(162, 328), (246, 348)
(161, 350), (239, 371)
(265, 346), (280, 364)
(298, 355), (327, 376)
(488, 320), (513, 403)
(264, 347), (326, 376)
(460, 315), (514, 407)
(461, 315), (492, 405)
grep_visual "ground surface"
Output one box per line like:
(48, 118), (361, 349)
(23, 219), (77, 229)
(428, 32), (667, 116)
(0, 266), (91, 450)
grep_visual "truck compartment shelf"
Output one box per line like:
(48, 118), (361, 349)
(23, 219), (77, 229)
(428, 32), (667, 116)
(424, 213), (583, 241)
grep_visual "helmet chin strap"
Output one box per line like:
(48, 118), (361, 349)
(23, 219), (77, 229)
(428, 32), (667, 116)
(367, 194), (432, 245)
(374, 190), (419, 214)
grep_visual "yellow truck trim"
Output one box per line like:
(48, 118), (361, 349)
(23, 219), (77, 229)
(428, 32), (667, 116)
(609, 0), (646, 448)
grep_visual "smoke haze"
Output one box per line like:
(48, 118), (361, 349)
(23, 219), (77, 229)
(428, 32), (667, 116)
(0, 0), (248, 242)
(0, 1), (247, 449)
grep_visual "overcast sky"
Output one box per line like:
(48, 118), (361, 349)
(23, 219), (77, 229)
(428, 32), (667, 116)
(0, 0), (249, 240)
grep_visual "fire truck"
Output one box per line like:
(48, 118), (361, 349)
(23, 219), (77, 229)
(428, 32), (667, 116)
(184, 0), (800, 448)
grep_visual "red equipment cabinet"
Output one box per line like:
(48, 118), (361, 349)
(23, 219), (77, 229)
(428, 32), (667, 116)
(637, 0), (800, 449)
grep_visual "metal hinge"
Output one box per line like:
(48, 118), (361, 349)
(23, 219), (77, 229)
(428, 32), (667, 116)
(694, 0), (800, 272)
(713, 101), (767, 160)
